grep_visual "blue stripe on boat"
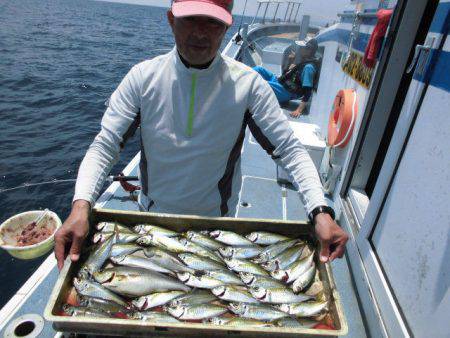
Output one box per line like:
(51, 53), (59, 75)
(430, 2), (450, 34)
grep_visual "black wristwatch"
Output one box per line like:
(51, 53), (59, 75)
(308, 205), (335, 223)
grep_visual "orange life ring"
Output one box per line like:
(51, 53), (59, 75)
(327, 89), (358, 148)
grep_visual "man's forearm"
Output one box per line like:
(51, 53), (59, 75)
(73, 133), (120, 206)
(273, 137), (327, 214)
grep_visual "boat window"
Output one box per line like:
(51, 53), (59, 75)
(341, 0), (439, 227)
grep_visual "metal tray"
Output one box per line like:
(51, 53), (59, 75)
(44, 208), (348, 337)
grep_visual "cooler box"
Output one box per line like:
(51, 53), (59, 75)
(277, 121), (326, 184)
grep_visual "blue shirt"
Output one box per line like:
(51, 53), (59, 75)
(301, 63), (316, 88)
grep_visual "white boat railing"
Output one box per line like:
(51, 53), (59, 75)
(251, 0), (303, 25)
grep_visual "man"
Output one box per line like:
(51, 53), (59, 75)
(54, 0), (348, 271)
(253, 39), (319, 118)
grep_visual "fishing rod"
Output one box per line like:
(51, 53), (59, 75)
(238, 0), (249, 30)
(0, 175), (140, 194)
(0, 179), (77, 194)
(235, 0), (249, 43)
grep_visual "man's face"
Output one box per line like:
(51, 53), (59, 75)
(299, 46), (314, 59)
(168, 10), (228, 66)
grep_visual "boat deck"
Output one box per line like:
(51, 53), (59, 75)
(0, 127), (368, 337)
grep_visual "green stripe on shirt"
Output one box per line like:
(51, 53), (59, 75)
(186, 73), (197, 136)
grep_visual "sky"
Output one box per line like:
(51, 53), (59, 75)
(97, 0), (352, 24)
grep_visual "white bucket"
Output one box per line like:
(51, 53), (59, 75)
(0, 210), (62, 259)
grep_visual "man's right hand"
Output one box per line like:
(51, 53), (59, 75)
(54, 200), (90, 270)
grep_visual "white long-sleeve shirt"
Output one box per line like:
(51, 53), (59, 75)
(74, 48), (326, 217)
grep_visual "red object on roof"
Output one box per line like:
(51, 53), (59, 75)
(363, 9), (394, 68)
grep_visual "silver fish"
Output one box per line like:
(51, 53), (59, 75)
(238, 272), (285, 289)
(93, 231), (140, 244)
(299, 244), (313, 260)
(73, 278), (128, 307)
(130, 311), (181, 323)
(133, 224), (178, 237)
(110, 243), (142, 257)
(137, 234), (187, 253)
(205, 317), (231, 325)
(224, 257), (269, 276)
(176, 272), (225, 289)
(218, 245), (263, 259)
(96, 222), (133, 233)
(228, 303), (288, 321)
(261, 244), (305, 272)
(277, 300), (328, 317)
(132, 291), (186, 310)
(169, 289), (217, 307)
(271, 252), (315, 283)
(184, 231), (223, 250)
(96, 221), (115, 231)
(93, 266), (190, 297)
(178, 238), (223, 262)
(209, 230), (254, 246)
(143, 247), (195, 273)
(81, 231), (116, 275)
(63, 304), (110, 318)
(246, 232), (291, 245)
(110, 254), (174, 275)
(275, 317), (318, 328)
(212, 286), (259, 304)
(249, 287), (312, 304)
(204, 270), (244, 286)
(305, 280), (324, 298)
(253, 239), (300, 263)
(165, 304), (228, 320)
(292, 264), (316, 293)
(178, 253), (225, 270)
(77, 296), (129, 314)
(207, 317), (273, 327)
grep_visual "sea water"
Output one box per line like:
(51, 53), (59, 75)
(0, 0), (242, 308)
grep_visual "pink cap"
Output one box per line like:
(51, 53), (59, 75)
(172, 0), (233, 26)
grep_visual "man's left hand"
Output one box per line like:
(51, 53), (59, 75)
(314, 213), (349, 263)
